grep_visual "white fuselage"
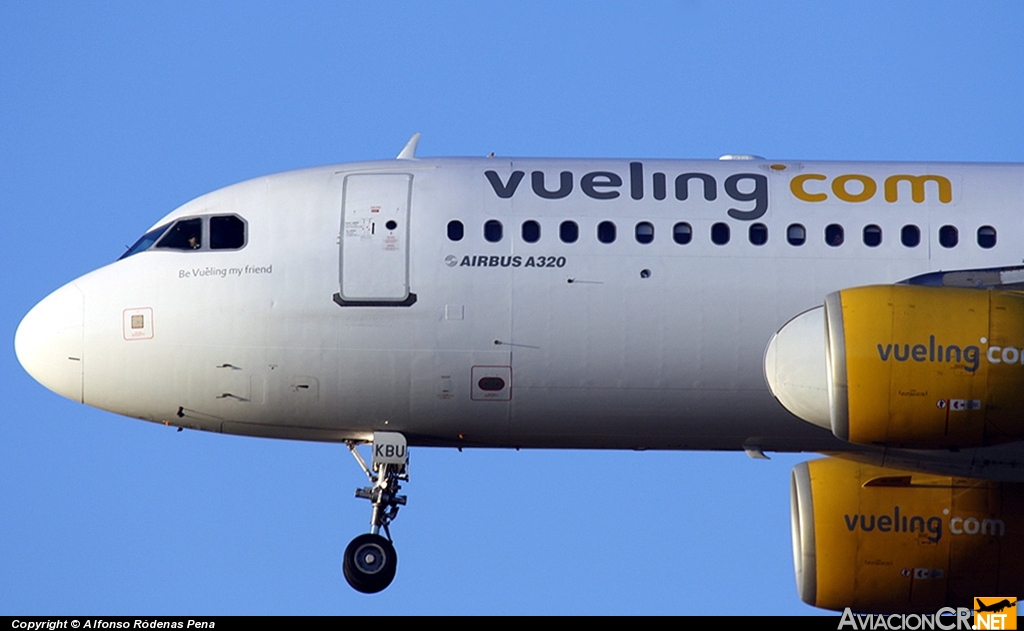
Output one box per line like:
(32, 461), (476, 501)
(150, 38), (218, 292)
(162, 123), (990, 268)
(15, 156), (1024, 477)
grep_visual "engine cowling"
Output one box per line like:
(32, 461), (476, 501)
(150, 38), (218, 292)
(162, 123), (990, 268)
(766, 285), (1024, 448)
(791, 457), (1024, 613)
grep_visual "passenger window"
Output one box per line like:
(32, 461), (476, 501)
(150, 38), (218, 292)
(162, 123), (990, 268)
(786, 224), (805, 246)
(447, 220), (464, 241)
(210, 215), (246, 250)
(939, 225), (958, 248)
(673, 222), (692, 245)
(901, 225), (920, 248)
(748, 223), (768, 246)
(597, 221), (617, 244)
(825, 224), (844, 247)
(522, 220), (540, 243)
(711, 222), (730, 245)
(560, 221), (579, 243)
(156, 218), (203, 250)
(484, 220), (503, 243)
(978, 226), (997, 249)
(635, 222), (654, 244)
(862, 224), (882, 247)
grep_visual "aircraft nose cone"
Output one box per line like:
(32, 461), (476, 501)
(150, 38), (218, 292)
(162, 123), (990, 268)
(15, 282), (85, 403)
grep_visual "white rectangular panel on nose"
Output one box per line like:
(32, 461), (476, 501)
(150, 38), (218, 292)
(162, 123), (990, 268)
(122, 307), (154, 340)
(340, 174), (412, 302)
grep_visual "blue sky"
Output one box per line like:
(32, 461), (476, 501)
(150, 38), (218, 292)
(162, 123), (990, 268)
(2, 1), (1023, 615)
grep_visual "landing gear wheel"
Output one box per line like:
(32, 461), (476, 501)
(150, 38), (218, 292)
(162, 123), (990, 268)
(343, 533), (397, 594)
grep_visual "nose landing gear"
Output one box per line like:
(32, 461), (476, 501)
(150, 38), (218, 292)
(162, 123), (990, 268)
(343, 432), (408, 594)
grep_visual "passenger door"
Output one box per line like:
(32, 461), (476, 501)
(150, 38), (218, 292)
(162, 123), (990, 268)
(336, 173), (416, 306)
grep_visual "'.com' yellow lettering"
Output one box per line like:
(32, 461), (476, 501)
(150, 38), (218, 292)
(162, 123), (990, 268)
(791, 173), (952, 204)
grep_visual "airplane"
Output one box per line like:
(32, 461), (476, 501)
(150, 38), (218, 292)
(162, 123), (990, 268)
(976, 598), (1017, 614)
(14, 133), (1024, 612)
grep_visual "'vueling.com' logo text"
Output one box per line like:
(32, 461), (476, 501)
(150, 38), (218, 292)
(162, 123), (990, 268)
(843, 507), (1006, 544)
(876, 335), (1024, 373)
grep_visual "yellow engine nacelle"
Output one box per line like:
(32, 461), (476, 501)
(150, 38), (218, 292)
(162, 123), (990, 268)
(766, 285), (1024, 448)
(792, 458), (1024, 613)
(830, 285), (1024, 448)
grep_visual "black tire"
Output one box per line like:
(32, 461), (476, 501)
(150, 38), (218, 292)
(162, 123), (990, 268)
(343, 533), (397, 594)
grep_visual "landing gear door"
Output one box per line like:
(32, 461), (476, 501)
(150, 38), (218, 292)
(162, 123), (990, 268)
(336, 173), (416, 307)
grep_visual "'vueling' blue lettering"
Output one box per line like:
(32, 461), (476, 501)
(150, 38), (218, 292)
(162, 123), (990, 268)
(484, 162), (768, 220)
(843, 506), (943, 543)
(876, 335), (986, 372)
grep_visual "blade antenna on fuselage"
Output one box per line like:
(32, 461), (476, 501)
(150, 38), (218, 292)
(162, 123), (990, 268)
(396, 133), (422, 160)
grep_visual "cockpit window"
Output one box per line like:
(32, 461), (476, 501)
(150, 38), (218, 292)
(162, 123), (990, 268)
(119, 214), (247, 260)
(119, 223), (171, 260)
(156, 218), (203, 250)
(210, 215), (246, 249)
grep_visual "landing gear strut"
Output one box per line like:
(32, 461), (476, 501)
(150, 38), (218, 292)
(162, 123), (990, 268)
(343, 432), (408, 593)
